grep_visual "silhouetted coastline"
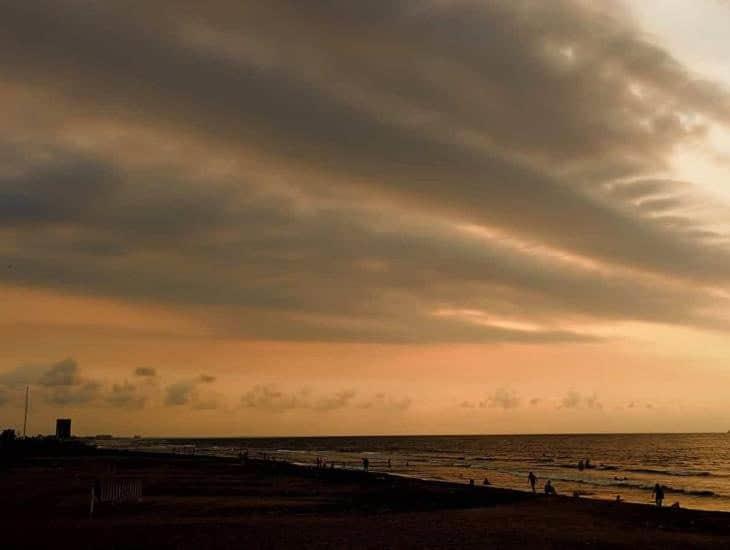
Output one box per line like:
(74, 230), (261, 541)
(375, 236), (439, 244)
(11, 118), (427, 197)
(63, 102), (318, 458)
(3, 445), (730, 548)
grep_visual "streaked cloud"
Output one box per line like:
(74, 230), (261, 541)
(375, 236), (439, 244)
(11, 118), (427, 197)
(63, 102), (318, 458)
(1, 0), (729, 346)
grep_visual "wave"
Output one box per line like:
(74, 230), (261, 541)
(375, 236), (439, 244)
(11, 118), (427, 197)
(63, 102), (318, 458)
(626, 468), (713, 478)
(546, 476), (718, 498)
(549, 463), (716, 478)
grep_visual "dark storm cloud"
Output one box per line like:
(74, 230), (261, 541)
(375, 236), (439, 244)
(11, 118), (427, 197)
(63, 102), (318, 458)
(2, 0), (729, 280)
(1, 0), (730, 342)
(5, 143), (729, 339)
(0, 151), (118, 227)
(1, 141), (728, 341)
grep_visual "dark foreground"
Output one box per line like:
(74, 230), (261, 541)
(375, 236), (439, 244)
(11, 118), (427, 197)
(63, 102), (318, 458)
(2, 451), (730, 549)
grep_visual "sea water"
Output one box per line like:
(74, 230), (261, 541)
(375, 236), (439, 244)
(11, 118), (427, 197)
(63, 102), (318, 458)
(100, 433), (730, 512)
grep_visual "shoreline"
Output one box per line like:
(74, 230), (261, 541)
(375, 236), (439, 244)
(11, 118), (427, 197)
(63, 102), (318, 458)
(4, 448), (730, 548)
(109, 444), (730, 513)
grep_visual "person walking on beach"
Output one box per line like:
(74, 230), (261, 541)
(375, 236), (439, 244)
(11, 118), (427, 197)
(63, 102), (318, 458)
(528, 471), (537, 493)
(652, 483), (665, 507)
(362, 457), (369, 472)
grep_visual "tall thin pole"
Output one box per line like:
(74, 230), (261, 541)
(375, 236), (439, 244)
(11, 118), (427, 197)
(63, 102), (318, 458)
(23, 385), (29, 438)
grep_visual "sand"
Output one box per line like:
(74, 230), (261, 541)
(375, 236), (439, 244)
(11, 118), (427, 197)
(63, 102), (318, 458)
(2, 450), (730, 548)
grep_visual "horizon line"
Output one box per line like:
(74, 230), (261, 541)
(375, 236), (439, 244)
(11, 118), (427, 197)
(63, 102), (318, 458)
(73, 430), (730, 439)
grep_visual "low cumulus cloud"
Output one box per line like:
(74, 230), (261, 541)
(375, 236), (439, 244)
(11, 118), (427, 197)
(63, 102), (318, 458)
(0, 358), (98, 405)
(38, 359), (80, 387)
(45, 382), (102, 406)
(164, 382), (195, 406)
(0, 360), (221, 412)
(480, 388), (521, 410)
(240, 385), (358, 413)
(460, 392), (601, 411)
(560, 391), (603, 410)
(0, 359), (78, 387)
(357, 392), (412, 411)
(240, 386), (410, 413)
(164, 375), (220, 409)
(624, 400), (657, 411)
(105, 381), (146, 409)
(0, 0), (729, 344)
(0, 387), (10, 407)
(134, 367), (157, 377)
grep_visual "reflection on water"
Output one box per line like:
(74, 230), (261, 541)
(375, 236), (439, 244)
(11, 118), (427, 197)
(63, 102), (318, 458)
(101, 433), (730, 512)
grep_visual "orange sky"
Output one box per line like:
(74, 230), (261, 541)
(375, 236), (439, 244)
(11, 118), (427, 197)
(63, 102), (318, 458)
(3, 284), (730, 436)
(2, 1), (730, 436)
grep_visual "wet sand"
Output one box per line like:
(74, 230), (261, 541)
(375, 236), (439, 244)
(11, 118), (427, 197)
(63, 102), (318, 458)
(2, 450), (730, 548)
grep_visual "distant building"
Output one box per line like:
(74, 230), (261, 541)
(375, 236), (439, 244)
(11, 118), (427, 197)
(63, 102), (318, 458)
(56, 418), (72, 439)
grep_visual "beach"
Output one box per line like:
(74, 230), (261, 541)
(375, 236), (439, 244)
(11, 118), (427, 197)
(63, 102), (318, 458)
(104, 433), (730, 511)
(3, 449), (730, 549)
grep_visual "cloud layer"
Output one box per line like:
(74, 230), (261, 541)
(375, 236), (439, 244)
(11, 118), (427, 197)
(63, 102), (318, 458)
(0, 359), (410, 417)
(1, 0), (729, 343)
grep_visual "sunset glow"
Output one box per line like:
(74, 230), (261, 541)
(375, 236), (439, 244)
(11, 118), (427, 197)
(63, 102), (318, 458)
(2, 0), (730, 437)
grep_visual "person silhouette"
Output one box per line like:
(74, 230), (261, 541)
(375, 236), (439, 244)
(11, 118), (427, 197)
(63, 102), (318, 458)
(362, 457), (369, 472)
(544, 479), (556, 495)
(652, 483), (665, 507)
(528, 471), (537, 493)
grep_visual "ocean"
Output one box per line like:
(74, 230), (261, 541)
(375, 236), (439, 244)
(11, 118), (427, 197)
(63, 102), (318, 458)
(100, 433), (730, 512)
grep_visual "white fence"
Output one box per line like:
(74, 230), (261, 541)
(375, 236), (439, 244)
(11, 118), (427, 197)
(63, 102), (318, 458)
(90, 478), (143, 516)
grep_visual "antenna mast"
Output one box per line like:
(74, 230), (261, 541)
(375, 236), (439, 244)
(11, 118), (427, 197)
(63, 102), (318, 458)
(23, 385), (29, 438)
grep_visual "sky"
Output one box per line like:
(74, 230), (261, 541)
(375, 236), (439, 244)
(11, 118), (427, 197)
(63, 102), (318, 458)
(1, 0), (730, 437)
